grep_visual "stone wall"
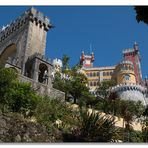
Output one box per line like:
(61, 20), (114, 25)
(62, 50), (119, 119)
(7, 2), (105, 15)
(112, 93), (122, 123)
(111, 84), (147, 106)
(19, 75), (65, 101)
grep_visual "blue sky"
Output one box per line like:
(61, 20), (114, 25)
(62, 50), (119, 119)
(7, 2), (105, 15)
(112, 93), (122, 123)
(0, 6), (148, 78)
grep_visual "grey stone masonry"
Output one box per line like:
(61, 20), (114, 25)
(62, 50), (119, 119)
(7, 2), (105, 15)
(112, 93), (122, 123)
(111, 84), (147, 106)
(0, 7), (65, 100)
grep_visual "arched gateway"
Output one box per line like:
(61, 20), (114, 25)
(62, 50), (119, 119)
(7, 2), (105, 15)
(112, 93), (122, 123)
(0, 7), (65, 100)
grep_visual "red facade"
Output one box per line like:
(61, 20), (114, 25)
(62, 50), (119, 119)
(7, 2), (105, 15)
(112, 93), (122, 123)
(123, 43), (142, 84)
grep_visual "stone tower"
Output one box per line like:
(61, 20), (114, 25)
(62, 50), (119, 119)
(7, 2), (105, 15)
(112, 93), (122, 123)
(0, 7), (52, 75)
(123, 42), (142, 84)
(0, 7), (65, 99)
(111, 60), (147, 105)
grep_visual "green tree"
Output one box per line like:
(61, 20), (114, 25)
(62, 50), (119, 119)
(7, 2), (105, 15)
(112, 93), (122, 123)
(0, 67), (18, 111)
(141, 107), (148, 142)
(134, 6), (148, 25)
(53, 71), (72, 101)
(53, 63), (94, 106)
(62, 54), (70, 71)
(5, 81), (40, 117)
(0, 67), (40, 117)
(69, 71), (89, 104)
(95, 80), (117, 114)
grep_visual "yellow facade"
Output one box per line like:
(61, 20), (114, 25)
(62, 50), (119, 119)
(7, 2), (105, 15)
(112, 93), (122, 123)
(82, 66), (115, 92)
(117, 71), (136, 84)
(113, 61), (136, 85)
(82, 61), (136, 92)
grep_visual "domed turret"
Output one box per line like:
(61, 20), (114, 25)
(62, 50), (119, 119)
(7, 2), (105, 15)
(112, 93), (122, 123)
(52, 58), (63, 72)
(114, 60), (136, 85)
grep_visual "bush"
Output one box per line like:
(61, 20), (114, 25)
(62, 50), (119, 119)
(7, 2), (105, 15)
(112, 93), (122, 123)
(0, 68), (18, 110)
(0, 68), (40, 117)
(5, 81), (40, 117)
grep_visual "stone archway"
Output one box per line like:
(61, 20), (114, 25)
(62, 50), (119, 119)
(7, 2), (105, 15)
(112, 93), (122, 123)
(0, 43), (17, 66)
(38, 63), (48, 84)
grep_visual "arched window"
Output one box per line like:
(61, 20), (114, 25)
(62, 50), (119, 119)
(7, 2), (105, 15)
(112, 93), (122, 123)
(122, 66), (126, 70)
(90, 73), (92, 77)
(0, 43), (17, 66)
(38, 63), (48, 84)
(106, 72), (109, 76)
(93, 72), (96, 77)
(124, 74), (130, 81)
(87, 73), (90, 77)
(97, 81), (99, 86)
(90, 81), (93, 86)
(103, 72), (106, 76)
(125, 66), (128, 70)
(94, 82), (96, 86)
(97, 72), (100, 76)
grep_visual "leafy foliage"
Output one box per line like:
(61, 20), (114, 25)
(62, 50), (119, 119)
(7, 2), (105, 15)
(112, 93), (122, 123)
(62, 54), (70, 71)
(0, 67), (39, 117)
(64, 108), (119, 142)
(134, 6), (148, 25)
(0, 67), (146, 142)
(5, 81), (39, 117)
(0, 67), (18, 108)
(34, 96), (77, 131)
(96, 79), (116, 99)
(53, 60), (95, 105)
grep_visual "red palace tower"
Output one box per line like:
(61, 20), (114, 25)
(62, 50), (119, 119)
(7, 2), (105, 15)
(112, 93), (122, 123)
(123, 42), (142, 84)
(80, 51), (94, 68)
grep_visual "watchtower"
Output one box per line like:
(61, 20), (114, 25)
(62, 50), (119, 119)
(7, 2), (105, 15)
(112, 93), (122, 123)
(0, 7), (65, 100)
(122, 42), (142, 84)
(0, 7), (52, 76)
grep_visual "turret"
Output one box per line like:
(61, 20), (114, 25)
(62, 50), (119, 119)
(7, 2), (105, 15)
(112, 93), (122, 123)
(122, 42), (142, 84)
(79, 51), (95, 68)
(113, 60), (136, 85)
(133, 42), (139, 52)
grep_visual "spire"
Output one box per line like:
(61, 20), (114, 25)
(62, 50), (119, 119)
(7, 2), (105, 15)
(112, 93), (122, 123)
(134, 41), (139, 51)
(134, 41), (138, 45)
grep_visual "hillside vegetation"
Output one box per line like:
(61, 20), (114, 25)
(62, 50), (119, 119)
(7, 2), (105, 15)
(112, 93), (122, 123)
(0, 66), (148, 142)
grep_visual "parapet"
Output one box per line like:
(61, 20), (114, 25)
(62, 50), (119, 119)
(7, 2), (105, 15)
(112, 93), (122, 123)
(122, 48), (135, 54)
(0, 7), (52, 43)
(27, 52), (52, 65)
(111, 83), (146, 93)
(119, 60), (134, 65)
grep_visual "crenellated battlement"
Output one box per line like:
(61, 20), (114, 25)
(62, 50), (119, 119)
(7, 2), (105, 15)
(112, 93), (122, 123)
(0, 7), (52, 44)
(111, 83), (146, 93)
(26, 7), (52, 30)
(122, 48), (135, 54)
(119, 60), (134, 65)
